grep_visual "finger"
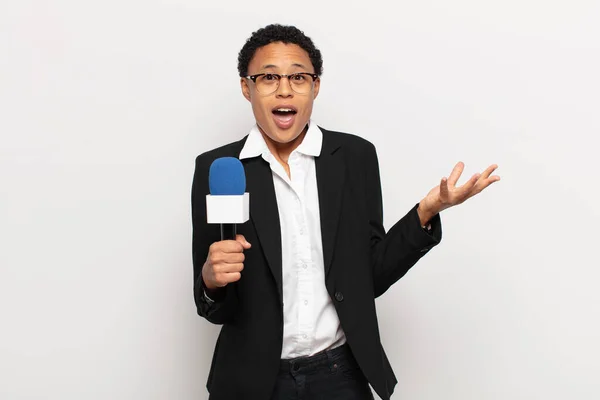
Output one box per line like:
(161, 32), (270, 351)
(222, 272), (242, 284)
(215, 263), (244, 273)
(236, 234), (251, 249)
(207, 248), (244, 266)
(214, 272), (242, 287)
(480, 164), (498, 180)
(439, 177), (449, 201)
(217, 240), (245, 253)
(447, 162), (464, 187)
(457, 173), (480, 198)
(210, 251), (245, 266)
(474, 175), (501, 194)
(222, 252), (245, 264)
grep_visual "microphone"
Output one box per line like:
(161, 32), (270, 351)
(206, 157), (250, 240)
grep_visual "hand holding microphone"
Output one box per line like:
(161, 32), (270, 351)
(202, 157), (251, 290)
(202, 235), (251, 289)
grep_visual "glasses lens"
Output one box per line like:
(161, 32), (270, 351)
(289, 73), (314, 94)
(254, 73), (315, 95)
(255, 74), (279, 94)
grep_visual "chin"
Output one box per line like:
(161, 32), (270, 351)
(269, 126), (302, 143)
(259, 119), (306, 145)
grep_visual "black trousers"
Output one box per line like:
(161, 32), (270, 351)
(271, 344), (375, 400)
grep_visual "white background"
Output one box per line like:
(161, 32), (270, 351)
(1, 0), (599, 399)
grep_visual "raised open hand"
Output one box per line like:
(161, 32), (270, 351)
(417, 162), (500, 225)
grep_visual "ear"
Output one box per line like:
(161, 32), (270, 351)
(241, 78), (251, 102)
(313, 77), (321, 100)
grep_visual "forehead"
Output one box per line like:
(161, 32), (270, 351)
(248, 42), (314, 72)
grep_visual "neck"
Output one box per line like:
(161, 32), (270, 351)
(260, 124), (308, 164)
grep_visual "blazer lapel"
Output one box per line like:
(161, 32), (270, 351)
(243, 156), (283, 300)
(239, 128), (344, 298)
(315, 130), (345, 278)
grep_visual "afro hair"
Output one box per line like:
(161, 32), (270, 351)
(237, 24), (323, 78)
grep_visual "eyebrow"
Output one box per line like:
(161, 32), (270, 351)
(261, 63), (307, 70)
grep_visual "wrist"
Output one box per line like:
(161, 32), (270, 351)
(417, 202), (438, 226)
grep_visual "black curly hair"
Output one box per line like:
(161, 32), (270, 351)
(237, 24), (323, 78)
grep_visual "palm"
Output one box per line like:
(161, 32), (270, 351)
(421, 162), (500, 214)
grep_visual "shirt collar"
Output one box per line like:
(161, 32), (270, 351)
(238, 125), (268, 160)
(295, 121), (322, 157)
(239, 120), (322, 160)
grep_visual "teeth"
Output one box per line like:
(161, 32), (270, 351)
(276, 108), (293, 112)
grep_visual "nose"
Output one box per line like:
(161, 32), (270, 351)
(276, 76), (293, 98)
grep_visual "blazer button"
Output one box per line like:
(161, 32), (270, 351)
(335, 292), (344, 302)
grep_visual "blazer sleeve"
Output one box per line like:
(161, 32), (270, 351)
(191, 154), (239, 324)
(364, 143), (442, 297)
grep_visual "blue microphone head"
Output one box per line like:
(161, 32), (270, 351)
(209, 157), (246, 195)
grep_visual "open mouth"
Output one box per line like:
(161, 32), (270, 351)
(272, 107), (298, 116)
(272, 106), (298, 129)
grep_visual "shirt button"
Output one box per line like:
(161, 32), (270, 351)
(303, 263), (308, 269)
(304, 300), (308, 305)
(302, 334), (307, 339)
(335, 292), (344, 302)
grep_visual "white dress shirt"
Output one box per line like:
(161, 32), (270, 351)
(239, 121), (346, 359)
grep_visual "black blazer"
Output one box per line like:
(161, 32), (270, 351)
(191, 127), (442, 400)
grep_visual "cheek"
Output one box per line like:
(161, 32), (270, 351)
(258, 101), (274, 117)
(251, 100), (268, 118)
(302, 101), (314, 116)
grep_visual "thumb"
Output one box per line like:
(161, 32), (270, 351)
(236, 234), (251, 249)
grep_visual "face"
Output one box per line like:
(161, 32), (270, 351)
(241, 42), (320, 146)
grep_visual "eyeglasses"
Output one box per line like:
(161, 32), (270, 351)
(245, 72), (319, 95)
